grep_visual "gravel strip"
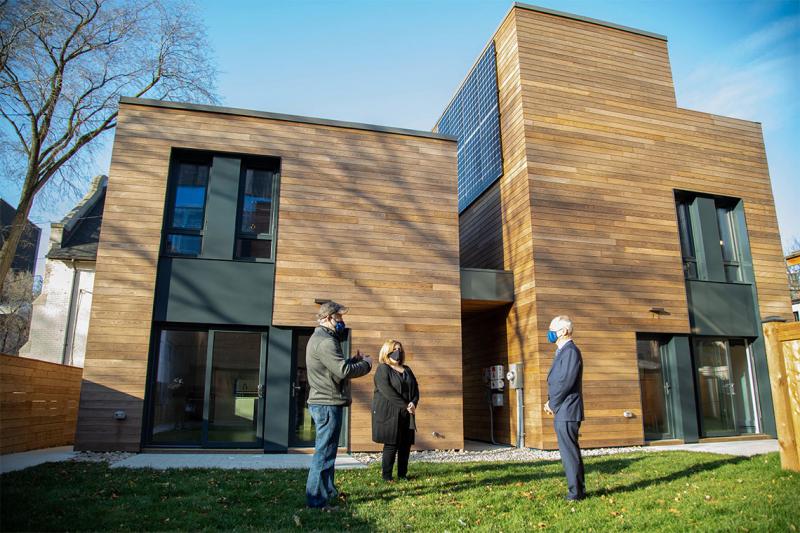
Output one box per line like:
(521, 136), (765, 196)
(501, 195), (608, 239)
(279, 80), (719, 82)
(70, 451), (135, 465)
(351, 445), (647, 466)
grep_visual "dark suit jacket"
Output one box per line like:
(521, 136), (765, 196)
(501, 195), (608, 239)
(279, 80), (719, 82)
(547, 340), (584, 422)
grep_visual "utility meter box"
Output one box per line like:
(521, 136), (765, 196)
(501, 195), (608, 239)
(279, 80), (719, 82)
(506, 362), (524, 389)
(492, 392), (504, 407)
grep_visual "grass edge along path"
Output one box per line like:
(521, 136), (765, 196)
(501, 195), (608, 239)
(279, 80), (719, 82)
(1, 451), (798, 532)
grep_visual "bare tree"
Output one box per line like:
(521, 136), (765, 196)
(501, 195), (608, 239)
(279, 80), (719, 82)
(0, 0), (218, 291)
(0, 270), (34, 354)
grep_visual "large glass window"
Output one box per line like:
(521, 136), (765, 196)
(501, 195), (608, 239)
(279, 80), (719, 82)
(675, 193), (748, 283)
(693, 338), (760, 437)
(716, 205), (741, 282)
(676, 200), (698, 279)
(236, 161), (277, 260)
(208, 331), (263, 444)
(165, 155), (211, 256)
(151, 330), (208, 444)
(148, 327), (267, 447)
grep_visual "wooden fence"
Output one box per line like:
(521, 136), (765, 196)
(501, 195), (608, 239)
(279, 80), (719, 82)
(0, 354), (83, 454)
(763, 321), (800, 471)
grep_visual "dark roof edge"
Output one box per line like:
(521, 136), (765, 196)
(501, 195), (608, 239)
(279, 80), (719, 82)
(119, 97), (457, 142)
(513, 3), (668, 41)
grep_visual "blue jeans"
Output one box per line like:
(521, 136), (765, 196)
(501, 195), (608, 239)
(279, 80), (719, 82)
(306, 404), (343, 508)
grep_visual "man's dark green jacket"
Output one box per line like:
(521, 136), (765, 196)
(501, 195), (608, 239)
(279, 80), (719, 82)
(306, 326), (372, 405)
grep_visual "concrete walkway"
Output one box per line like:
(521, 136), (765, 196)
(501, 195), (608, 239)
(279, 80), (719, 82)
(0, 446), (76, 474)
(645, 439), (778, 457)
(0, 439), (779, 473)
(111, 453), (365, 470)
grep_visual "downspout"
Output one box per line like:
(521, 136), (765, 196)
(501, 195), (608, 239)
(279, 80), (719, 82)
(61, 260), (80, 365)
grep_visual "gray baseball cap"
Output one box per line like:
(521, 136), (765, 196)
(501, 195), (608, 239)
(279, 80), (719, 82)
(317, 300), (348, 320)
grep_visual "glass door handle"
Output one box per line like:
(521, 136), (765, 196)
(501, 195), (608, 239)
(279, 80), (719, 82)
(257, 384), (264, 399)
(664, 382), (671, 394)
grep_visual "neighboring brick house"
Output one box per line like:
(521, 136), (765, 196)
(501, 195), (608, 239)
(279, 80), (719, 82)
(20, 176), (107, 367)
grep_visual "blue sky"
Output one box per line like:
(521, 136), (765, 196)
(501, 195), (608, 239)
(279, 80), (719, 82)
(3, 0), (799, 270)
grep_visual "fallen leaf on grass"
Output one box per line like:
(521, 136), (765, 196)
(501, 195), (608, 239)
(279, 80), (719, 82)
(293, 514), (301, 527)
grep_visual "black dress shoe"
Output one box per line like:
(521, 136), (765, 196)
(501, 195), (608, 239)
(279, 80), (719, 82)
(565, 494), (586, 501)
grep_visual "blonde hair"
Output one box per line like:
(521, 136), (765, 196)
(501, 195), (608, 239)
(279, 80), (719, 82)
(378, 339), (405, 366)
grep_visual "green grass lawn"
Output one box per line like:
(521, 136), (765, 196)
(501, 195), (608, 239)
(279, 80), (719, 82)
(1, 451), (798, 532)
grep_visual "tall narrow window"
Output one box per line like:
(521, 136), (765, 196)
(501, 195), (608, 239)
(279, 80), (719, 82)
(165, 156), (211, 256)
(676, 200), (697, 279)
(236, 160), (276, 260)
(716, 204), (741, 282)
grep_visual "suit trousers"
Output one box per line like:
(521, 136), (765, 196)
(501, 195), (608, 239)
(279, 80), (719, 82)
(554, 420), (585, 499)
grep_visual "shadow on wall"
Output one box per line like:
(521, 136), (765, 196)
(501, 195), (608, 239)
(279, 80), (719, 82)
(74, 380), (144, 452)
(296, 133), (462, 449)
(461, 305), (512, 444)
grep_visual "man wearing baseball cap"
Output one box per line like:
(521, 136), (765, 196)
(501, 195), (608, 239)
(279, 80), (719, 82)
(305, 301), (372, 510)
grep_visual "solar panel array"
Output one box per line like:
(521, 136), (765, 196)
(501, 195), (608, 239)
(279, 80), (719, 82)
(438, 42), (503, 212)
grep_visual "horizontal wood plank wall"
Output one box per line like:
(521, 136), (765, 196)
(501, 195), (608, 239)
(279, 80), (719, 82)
(74, 103), (462, 452)
(494, 11), (545, 449)
(1, 354), (82, 454)
(268, 123), (462, 452)
(509, 6), (792, 448)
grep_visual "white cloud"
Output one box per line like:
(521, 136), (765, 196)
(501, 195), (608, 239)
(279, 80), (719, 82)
(676, 14), (799, 130)
(735, 14), (800, 55)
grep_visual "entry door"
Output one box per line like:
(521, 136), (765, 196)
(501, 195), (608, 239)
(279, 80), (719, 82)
(694, 339), (737, 437)
(290, 330), (315, 447)
(637, 337), (674, 440)
(204, 330), (268, 447)
(289, 328), (349, 448)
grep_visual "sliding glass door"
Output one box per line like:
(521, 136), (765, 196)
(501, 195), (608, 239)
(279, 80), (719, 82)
(149, 327), (267, 448)
(694, 338), (760, 437)
(206, 331), (265, 446)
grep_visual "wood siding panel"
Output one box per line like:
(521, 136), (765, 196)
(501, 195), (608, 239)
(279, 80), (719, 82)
(75, 103), (462, 452)
(509, 6), (791, 448)
(456, 6), (790, 450)
(0, 355), (83, 454)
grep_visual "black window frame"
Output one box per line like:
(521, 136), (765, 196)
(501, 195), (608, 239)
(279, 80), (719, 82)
(234, 156), (280, 262)
(675, 197), (698, 280)
(162, 151), (213, 258)
(715, 200), (742, 283)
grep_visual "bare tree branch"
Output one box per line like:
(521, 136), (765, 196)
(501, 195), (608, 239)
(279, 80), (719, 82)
(0, 0), (218, 290)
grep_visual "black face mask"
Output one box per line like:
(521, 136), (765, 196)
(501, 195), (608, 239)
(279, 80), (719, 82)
(389, 349), (402, 362)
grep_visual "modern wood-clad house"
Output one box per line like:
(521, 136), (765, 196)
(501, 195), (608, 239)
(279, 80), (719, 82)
(74, 3), (792, 453)
(73, 100), (462, 452)
(443, 3), (792, 449)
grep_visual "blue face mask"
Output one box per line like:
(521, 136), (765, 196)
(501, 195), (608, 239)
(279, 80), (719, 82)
(334, 320), (346, 336)
(547, 330), (559, 343)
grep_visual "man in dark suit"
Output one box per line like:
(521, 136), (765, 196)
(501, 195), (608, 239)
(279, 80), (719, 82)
(544, 315), (586, 501)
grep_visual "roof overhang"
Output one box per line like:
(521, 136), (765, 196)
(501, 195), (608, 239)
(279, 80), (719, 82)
(461, 268), (514, 312)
